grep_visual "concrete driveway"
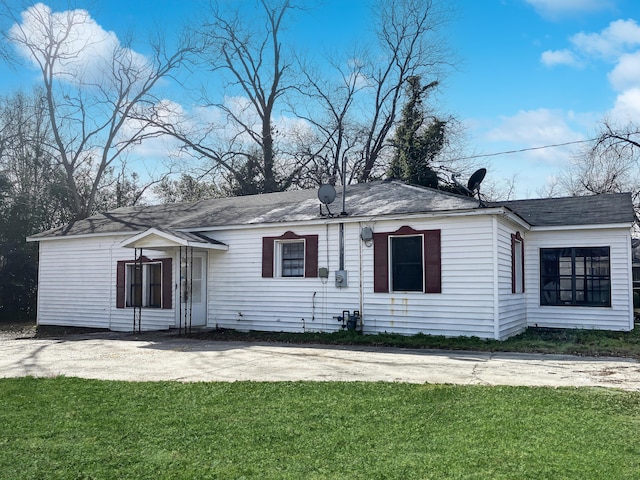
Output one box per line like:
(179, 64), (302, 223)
(1, 332), (640, 390)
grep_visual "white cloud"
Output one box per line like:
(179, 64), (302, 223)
(607, 51), (640, 91)
(540, 49), (581, 67)
(609, 88), (640, 123)
(9, 3), (150, 86)
(538, 18), (640, 132)
(525, 0), (614, 20)
(485, 109), (585, 164)
(570, 19), (640, 59)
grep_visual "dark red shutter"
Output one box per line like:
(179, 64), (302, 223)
(116, 260), (126, 308)
(373, 227), (440, 294)
(424, 230), (441, 293)
(262, 237), (275, 277)
(304, 235), (318, 278)
(161, 258), (172, 309)
(373, 233), (389, 293)
(263, 232), (318, 278)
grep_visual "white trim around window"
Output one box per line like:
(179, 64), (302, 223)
(125, 262), (163, 308)
(274, 239), (306, 278)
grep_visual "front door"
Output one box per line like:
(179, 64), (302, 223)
(179, 251), (207, 327)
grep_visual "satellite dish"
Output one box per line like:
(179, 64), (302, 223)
(317, 184), (336, 205)
(467, 168), (487, 193)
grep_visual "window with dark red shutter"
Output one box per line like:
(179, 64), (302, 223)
(262, 231), (318, 278)
(116, 257), (172, 309)
(373, 226), (441, 294)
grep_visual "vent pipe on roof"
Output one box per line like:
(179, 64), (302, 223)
(340, 158), (348, 216)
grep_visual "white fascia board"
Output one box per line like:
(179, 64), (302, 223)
(120, 228), (183, 248)
(26, 231), (139, 242)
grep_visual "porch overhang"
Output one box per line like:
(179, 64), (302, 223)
(120, 227), (228, 251)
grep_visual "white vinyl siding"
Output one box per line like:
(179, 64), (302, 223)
(525, 228), (633, 331)
(362, 216), (496, 338)
(34, 214), (632, 339)
(206, 216), (524, 339)
(207, 224), (353, 333)
(496, 221), (527, 339)
(37, 236), (176, 332)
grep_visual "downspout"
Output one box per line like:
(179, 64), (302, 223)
(492, 216), (500, 340)
(109, 240), (117, 330)
(359, 222), (364, 332)
(626, 229), (634, 330)
(339, 223), (345, 271)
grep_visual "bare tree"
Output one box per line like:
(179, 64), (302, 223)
(142, 0), (454, 194)
(557, 119), (640, 219)
(195, 0), (306, 194)
(355, 0), (451, 182)
(3, 2), (193, 219)
(291, 50), (366, 187)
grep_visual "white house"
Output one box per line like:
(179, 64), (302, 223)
(27, 180), (636, 340)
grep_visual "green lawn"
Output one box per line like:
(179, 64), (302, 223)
(1, 378), (639, 479)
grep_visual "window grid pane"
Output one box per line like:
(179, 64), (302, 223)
(127, 262), (163, 308)
(147, 264), (162, 308)
(128, 265), (143, 307)
(282, 242), (304, 277)
(540, 247), (610, 307)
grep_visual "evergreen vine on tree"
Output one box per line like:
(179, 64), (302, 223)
(388, 76), (446, 188)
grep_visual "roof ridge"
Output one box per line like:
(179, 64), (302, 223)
(389, 179), (479, 202)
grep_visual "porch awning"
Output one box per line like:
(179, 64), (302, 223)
(120, 227), (228, 251)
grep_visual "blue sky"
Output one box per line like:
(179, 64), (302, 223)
(3, 0), (640, 198)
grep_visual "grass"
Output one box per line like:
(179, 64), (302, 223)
(1, 378), (639, 479)
(189, 323), (640, 359)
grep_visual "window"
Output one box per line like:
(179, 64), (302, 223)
(262, 231), (318, 278)
(116, 257), (172, 309)
(373, 226), (441, 294)
(512, 232), (524, 294)
(181, 255), (203, 303)
(279, 241), (305, 277)
(391, 235), (423, 292)
(540, 247), (610, 307)
(126, 263), (162, 308)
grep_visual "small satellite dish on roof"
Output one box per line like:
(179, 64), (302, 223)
(318, 184), (336, 205)
(467, 168), (487, 193)
(452, 168), (487, 207)
(318, 184), (337, 217)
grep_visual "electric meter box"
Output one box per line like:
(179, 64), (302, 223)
(335, 270), (348, 288)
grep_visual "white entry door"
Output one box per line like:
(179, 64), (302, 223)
(179, 251), (207, 327)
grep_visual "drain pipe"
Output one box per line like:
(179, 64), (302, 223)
(339, 222), (345, 271)
(339, 161), (347, 271)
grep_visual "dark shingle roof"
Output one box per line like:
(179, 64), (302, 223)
(495, 193), (635, 227)
(28, 181), (634, 240)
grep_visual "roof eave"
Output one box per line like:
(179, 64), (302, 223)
(120, 228), (228, 251)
